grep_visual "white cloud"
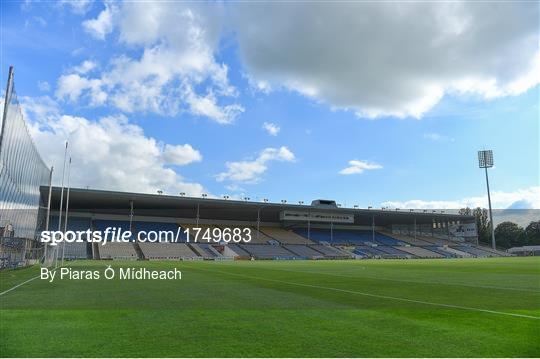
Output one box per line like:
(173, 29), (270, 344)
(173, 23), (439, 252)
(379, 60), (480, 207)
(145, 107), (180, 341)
(184, 88), (244, 124)
(82, 3), (117, 40)
(62, 2), (242, 124)
(24, 16), (47, 28)
(59, 0), (92, 15)
(423, 132), (455, 142)
(21, 96), (206, 196)
(262, 122), (280, 136)
(381, 186), (540, 210)
(37, 81), (50, 92)
(56, 73), (106, 105)
(231, 2), (539, 118)
(339, 160), (382, 175)
(216, 146), (295, 183)
(72, 60), (98, 74)
(67, 3), (537, 120)
(162, 144), (202, 166)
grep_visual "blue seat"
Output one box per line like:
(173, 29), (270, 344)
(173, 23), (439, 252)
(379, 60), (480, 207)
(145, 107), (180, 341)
(293, 228), (402, 245)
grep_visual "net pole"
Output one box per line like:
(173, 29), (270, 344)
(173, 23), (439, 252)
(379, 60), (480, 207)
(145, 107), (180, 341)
(55, 142), (68, 267)
(61, 157), (72, 266)
(43, 166), (54, 264)
(0, 66), (14, 152)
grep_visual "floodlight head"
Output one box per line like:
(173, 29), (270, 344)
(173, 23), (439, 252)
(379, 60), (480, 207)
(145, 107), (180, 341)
(478, 150), (494, 168)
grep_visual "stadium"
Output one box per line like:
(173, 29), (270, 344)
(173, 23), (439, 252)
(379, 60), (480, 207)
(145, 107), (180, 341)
(1, 56), (539, 359)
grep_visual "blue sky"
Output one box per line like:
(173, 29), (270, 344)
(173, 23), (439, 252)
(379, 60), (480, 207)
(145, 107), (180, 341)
(2, 1), (539, 209)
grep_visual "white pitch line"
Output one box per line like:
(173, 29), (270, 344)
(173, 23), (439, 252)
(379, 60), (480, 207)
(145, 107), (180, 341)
(0, 267), (58, 297)
(0, 275), (40, 297)
(189, 265), (540, 320)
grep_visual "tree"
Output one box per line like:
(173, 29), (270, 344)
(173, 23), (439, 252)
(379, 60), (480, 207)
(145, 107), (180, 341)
(494, 221), (525, 248)
(524, 221), (540, 245)
(459, 207), (472, 216)
(472, 207), (490, 245)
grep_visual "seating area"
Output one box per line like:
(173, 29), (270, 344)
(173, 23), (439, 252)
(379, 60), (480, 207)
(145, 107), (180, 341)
(192, 243), (223, 258)
(284, 244), (325, 258)
(62, 219), (505, 261)
(397, 246), (444, 258)
(381, 231), (434, 246)
(376, 246), (412, 258)
(293, 228), (404, 246)
(441, 246), (472, 258)
(309, 245), (352, 258)
(240, 244), (298, 259)
(227, 243), (251, 257)
(414, 235), (455, 246)
(259, 227), (314, 244)
(94, 219), (132, 232)
(62, 242), (88, 259)
(452, 245), (493, 258)
(424, 246), (456, 258)
(99, 242), (138, 260)
(246, 227), (277, 244)
(354, 246), (389, 258)
(478, 245), (513, 257)
(138, 243), (199, 260)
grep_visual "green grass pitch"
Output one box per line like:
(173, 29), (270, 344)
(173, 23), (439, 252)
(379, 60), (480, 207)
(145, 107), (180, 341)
(1, 257), (539, 357)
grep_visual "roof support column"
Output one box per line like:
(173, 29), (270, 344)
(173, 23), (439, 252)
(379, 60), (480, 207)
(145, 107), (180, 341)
(372, 216), (375, 243)
(256, 208), (260, 241)
(414, 217), (417, 241)
(129, 200), (134, 238)
(307, 210), (311, 241)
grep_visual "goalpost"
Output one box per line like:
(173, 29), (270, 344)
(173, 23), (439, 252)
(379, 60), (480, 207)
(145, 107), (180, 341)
(0, 66), (52, 268)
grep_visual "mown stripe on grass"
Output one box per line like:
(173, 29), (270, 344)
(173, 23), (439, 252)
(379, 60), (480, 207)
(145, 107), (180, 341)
(188, 265), (540, 320)
(234, 265), (540, 293)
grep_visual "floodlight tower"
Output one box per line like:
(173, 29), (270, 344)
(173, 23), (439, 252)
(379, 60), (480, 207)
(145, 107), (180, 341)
(478, 150), (496, 249)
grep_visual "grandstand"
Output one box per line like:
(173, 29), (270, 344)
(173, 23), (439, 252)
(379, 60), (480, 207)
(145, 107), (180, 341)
(35, 187), (512, 261)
